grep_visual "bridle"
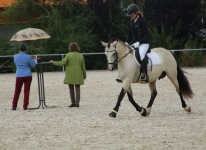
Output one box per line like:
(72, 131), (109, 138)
(105, 49), (118, 67)
(105, 42), (132, 67)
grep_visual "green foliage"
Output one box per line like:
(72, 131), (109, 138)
(1, 0), (49, 27)
(1, 0), (100, 53)
(181, 36), (206, 67)
(84, 55), (107, 70)
(110, 3), (129, 41)
(0, 37), (17, 55)
(149, 25), (179, 50)
(0, 37), (15, 73)
(184, 36), (203, 49)
(41, 2), (99, 54)
(144, 0), (202, 48)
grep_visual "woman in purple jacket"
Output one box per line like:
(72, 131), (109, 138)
(12, 43), (36, 110)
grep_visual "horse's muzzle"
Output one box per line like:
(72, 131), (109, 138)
(107, 66), (114, 71)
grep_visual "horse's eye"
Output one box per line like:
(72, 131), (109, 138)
(113, 53), (116, 56)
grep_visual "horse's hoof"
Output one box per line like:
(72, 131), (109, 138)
(184, 105), (191, 112)
(146, 107), (151, 116)
(139, 107), (148, 116)
(109, 110), (117, 118)
(116, 78), (122, 83)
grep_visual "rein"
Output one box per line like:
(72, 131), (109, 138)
(118, 49), (133, 63)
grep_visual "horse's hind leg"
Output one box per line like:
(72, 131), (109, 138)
(127, 86), (148, 116)
(167, 73), (191, 112)
(146, 81), (158, 115)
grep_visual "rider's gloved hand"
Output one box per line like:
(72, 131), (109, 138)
(132, 42), (140, 48)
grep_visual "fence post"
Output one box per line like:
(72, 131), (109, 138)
(62, 54), (64, 72)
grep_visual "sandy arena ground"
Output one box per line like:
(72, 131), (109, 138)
(0, 68), (206, 150)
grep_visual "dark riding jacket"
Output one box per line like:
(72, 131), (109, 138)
(125, 16), (149, 44)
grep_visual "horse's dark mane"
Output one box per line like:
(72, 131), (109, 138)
(108, 38), (122, 48)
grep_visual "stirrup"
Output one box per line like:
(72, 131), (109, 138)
(140, 73), (149, 82)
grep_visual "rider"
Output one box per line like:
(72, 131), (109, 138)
(116, 4), (150, 83)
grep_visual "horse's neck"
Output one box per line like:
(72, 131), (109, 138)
(117, 45), (140, 81)
(117, 44), (138, 73)
(117, 44), (133, 61)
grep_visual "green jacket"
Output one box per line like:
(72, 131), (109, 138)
(52, 52), (86, 85)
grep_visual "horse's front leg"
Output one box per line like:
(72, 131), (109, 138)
(127, 86), (148, 116)
(109, 88), (126, 118)
(109, 79), (131, 118)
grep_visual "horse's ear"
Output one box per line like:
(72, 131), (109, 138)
(101, 41), (107, 47)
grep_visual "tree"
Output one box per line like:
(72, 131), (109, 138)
(144, 0), (202, 48)
(1, 0), (99, 54)
(87, 0), (128, 42)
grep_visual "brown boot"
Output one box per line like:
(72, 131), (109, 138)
(69, 84), (75, 107)
(75, 85), (80, 107)
(68, 103), (76, 107)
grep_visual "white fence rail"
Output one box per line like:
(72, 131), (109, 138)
(1, 49), (206, 72)
(1, 48), (206, 58)
(169, 48), (206, 52)
(0, 52), (106, 72)
(1, 48), (206, 59)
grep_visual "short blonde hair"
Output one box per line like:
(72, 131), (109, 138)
(68, 42), (80, 52)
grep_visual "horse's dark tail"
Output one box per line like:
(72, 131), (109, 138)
(177, 65), (194, 99)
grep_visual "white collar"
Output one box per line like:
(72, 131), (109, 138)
(134, 16), (139, 23)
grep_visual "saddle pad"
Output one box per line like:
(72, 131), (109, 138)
(133, 49), (161, 66)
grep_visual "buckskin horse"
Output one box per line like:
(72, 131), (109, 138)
(101, 38), (193, 118)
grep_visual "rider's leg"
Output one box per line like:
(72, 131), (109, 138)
(139, 44), (149, 82)
(140, 57), (149, 82)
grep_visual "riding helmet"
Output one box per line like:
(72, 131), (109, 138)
(127, 4), (139, 16)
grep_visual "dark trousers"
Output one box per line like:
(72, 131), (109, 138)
(68, 84), (80, 105)
(12, 76), (32, 109)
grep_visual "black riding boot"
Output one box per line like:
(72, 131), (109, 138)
(140, 58), (149, 82)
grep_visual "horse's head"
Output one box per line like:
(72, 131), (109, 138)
(101, 39), (118, 71)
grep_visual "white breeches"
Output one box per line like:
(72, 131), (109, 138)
(139, 44), (149, 60)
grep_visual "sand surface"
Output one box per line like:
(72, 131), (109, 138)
(0, 68), (206, 150)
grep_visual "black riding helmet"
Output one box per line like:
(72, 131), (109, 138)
(127, 4), (139, 16)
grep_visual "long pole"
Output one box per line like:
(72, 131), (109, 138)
(201, 0), (204, 24)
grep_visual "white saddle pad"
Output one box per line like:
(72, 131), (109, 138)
(133, 49), (161, 66)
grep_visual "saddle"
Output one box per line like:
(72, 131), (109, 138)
(131, 46), (161, 67)
(134, 47), (151, 65)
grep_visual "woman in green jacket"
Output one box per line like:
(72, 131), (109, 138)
(49, 42), (87, 107)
